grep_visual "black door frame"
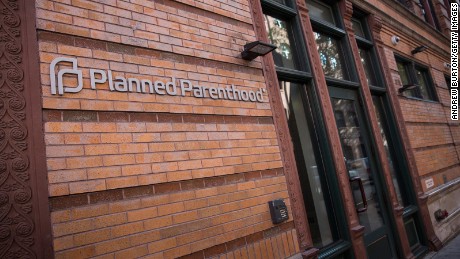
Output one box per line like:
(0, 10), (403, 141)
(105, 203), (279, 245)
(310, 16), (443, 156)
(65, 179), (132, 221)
(329, 86), (399, 258)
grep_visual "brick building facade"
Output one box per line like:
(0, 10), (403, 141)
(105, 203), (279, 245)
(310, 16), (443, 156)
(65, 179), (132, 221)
(0, 0), (457, 258)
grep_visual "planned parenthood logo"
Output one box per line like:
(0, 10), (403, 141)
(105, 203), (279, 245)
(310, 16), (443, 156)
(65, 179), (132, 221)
(49, 57), (267, 103)
(50, 57), (83, 95)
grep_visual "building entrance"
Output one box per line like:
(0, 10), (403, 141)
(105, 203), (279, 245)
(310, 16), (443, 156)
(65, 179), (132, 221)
(330, 87), (398, 259)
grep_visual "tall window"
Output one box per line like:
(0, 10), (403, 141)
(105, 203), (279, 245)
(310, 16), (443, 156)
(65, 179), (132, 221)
(262, 0), (349, 254)
(279, 81), (336, 247)
(396, 0), (440, 30)
(445, 75), (452, 91)
(264, 15), (299, 70)
(352, 12), (406, 206)
(396, 58), (438, 101)
(308, 0), (352, 81)
(420, 0), (441, 30)
(352, 18), (381, 87)
(354, 11), (428, 255)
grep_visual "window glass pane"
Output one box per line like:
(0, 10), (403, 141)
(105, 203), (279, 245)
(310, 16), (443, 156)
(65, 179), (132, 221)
(446, 76), (451, 91)
(359, 48), (377, 86)
(306, 0), (335, 24)
(372, 96), (404, 206)
(271, 0), (287, 4)
(264, 15), (298, 70)
(280, 81), (336, 248)
(352, 19), (365, 38)
(415, 68), (431, 99)
(314, 32), (345, 79)
(397, 61), (418, 98)
(331, 97), (385, 233)
(404, 218), (421, 249)
(396, 62), (410, 85)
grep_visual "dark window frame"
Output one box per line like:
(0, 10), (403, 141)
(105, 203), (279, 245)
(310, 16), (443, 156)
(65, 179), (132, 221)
(262, 0), (311, 79)
(394, 0), (441, 31)
(263, 12), (304, 71)
(395, 56), (438, 102)
(352, 9), (429, 256)
(351, 11), (386, 90)
(445, 75), (452, 91)
(352, 9), (425, 211)
(307, 0), (358, 85)
(262, 0), (353, 256)
(421, 0), (441, 30)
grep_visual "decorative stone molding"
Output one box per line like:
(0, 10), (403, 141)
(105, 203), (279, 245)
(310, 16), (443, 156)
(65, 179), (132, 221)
(295, 0), (362, 233)
(247, 0), (313, 250)
(0, 0), (52, 257)
(301, 247), (319, 259)
(432, 0), (452, 36)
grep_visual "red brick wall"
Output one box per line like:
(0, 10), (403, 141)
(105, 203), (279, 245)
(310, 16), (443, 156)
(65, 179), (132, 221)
(381, 23), (460, 192)
(36, 0), (300, 258)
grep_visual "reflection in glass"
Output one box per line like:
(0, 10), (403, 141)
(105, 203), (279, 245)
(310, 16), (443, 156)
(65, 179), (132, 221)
(372, 96), (404, 205)
(306, 0), (336, 24)
(264, 15), (297, 69)
(397, 62), (418, 98)
(352, 19), (365, 38)
(397, 62), (410, 85)
(396, 61), (421, 98)
(280, 81), (335, 248)
(331, 98), (384, 233)
(405, 218), (421, 249)
(415, 68), (430, 99)
(359, 48), (377, 86)
(314, 32), (345, 79)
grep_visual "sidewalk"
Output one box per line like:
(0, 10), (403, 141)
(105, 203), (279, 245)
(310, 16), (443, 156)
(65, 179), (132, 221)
(424, 234), (460, 259)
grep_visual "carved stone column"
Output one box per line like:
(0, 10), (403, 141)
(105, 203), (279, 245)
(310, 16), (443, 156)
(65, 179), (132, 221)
(247, 0), (315, 253)
(0, 0), (53, 258)
(294, 0), (367, 258)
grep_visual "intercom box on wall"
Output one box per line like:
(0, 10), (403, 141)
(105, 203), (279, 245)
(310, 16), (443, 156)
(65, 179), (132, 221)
(268, 199), (289, 224)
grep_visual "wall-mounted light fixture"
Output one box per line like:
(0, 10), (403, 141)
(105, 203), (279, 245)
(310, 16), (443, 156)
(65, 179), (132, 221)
(411, 45), (428, 55)
(398, 84), (417, 93)
(241, 41), (277, 61)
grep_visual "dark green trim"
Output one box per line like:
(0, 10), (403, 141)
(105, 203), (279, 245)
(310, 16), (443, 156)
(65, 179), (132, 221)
(325, 78), (360, 88)
(264, 0), (351, 255)
(357, 93), (402, 259)
(369, 86), (386, 93)
(308, 83), (351, 244)
(261, 0), (311, 73)
(357, 15), (386, 87)
(307, 0), (359, 84)
(261, 0), (297, 17)
(318, 240), (352, 259)
(377, 94), (418, 205)
(330, 87), (400, 258)
(310, 19), (347, 37)
(403, 205), (419, 218)
(356, 36), (374, 48)
(275, 67), (311, 81)
(378, 93), (431, 252)
(394, 55), (439, 102)
(412, 244), (429, 258)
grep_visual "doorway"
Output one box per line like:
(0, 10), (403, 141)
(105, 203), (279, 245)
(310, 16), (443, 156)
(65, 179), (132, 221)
(329, 87), (398, 259)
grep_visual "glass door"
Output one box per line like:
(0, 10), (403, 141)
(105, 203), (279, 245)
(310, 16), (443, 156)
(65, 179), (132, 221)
(329, 87), (397, 259)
